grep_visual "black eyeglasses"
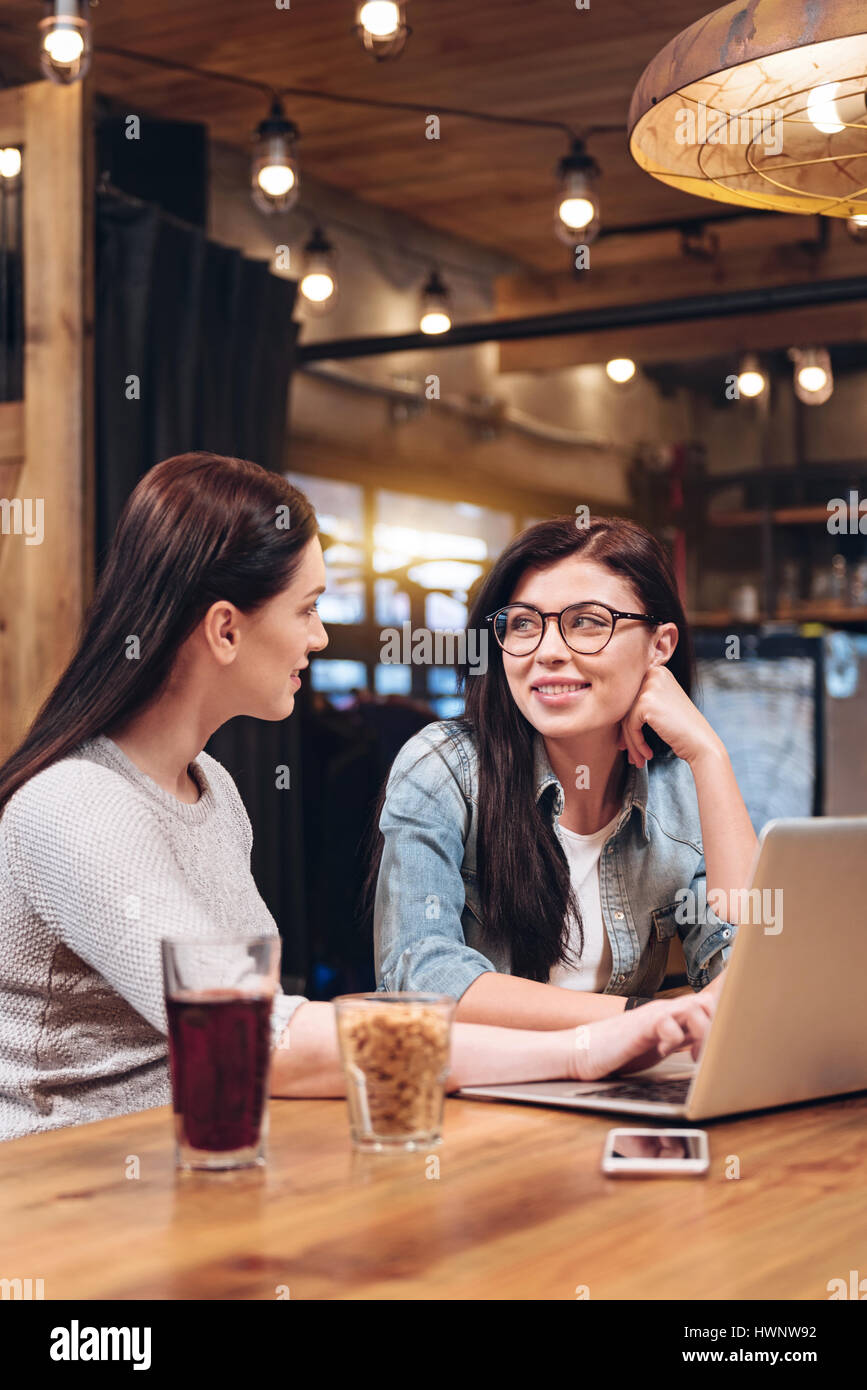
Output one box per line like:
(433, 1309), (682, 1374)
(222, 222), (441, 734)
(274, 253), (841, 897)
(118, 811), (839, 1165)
(485, 600), (659, 656)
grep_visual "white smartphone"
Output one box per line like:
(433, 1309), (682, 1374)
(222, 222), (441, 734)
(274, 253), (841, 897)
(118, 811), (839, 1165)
(601, 1127), (709, 1176)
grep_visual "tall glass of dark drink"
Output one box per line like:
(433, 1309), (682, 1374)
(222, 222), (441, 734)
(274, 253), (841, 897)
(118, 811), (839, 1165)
(161, 937), (281, 1170)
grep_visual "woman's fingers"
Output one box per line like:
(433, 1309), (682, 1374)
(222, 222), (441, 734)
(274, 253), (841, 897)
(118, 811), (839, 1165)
(620, 702), (654, 765)
(620, 716), (647, 768)
(663, 997), (714, 1058)
(632, 712), (655, 760)
(575, 994), (717, 1082)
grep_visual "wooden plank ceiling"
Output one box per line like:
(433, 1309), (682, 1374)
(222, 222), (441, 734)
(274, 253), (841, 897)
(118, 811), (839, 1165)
(0, 0), (739, 271)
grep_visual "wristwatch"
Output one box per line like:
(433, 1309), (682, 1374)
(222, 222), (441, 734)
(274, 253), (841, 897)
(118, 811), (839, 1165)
(624, 995), (653, 1010)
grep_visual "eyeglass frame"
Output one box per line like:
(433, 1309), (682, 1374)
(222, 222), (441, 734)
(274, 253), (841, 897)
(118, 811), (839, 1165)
(485, 599), (660, 656)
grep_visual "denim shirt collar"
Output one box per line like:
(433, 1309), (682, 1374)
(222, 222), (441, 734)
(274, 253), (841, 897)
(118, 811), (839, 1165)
(532, 730), (651, 843)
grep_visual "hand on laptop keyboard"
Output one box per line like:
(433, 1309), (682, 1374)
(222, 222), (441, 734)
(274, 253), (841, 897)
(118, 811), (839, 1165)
(572, 991), (717, 1082)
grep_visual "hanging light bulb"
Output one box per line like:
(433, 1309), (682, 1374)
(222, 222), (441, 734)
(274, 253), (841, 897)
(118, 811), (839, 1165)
(847, 212), (867, 243)
(555, 139), (601, 246)
(251, 97), (299, 214)
(39, 0), (92, 85)
(736, 353), (766, 398)
(806, 82), (845, 135)
(419, 269), (451, 335)
(790, 347), (833, 405)
(354, 1), (410, 60)
(606, 358), (636, 384)
(299, 227), (338, 313)
(0, 148), (22, 180)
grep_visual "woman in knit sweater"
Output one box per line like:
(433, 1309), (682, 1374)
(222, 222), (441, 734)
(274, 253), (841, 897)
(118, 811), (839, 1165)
(0, 453), (716, 1140)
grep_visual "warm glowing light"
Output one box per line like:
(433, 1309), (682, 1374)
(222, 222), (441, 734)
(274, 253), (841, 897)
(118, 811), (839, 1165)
(0, 148), (21, 179)
(251, 100), (300, 213)
(419, 269), (451, 334)
(323, 543), (364, 566)
(407, 560), (483, 591)
(257, 164), (296, 197)
(850, 213), (867, 227)
(297, 227), (336, 311)
(558, 196), (596, 230)
(738, 370), (765, 398)
(300, 272), (335, 303)
(373, 549), (412, 573)
(43, 26), (84, 64)
(797, 364), (828, 393)
(373, 525), (487, 562)
(807, 82), (845, 135)
(359, 1), (401, 37)
(420, 309), (451, 334)
(790, 346), (833, 405)
(606, 357), (636, 384)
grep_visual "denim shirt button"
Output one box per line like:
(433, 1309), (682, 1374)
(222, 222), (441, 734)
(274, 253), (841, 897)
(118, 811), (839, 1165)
(616, 973), (626, 983)
(613, 910), (625, 920)
(606, 846), (614, 855)
(722, 928), (731, 938)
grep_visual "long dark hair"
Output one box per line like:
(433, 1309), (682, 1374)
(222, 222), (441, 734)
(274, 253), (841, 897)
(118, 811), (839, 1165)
(0, 452), (317, 816)
(362, 514), (693, 982)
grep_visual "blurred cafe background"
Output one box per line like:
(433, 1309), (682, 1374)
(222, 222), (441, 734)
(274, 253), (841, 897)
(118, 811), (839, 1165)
(1, 1), (866, 1000)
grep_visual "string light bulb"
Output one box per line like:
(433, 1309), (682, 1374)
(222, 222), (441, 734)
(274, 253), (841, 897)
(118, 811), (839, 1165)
(419, 269), (451, 335)
(846, 212), (867, 243)
(299, 226), (338, 313)
(0, 148), (22, 180)
(555, 139), (601, 246)
(354, 2), (410, 61)
(39, 0), (92, 85)
(736, 354), (766, 398)
(251, 97), (299, 214)
(606, 358), (636, 384)
(790, 347), (833, 405)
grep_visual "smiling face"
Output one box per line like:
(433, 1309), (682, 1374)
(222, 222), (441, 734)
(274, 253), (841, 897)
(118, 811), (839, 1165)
(500, 554), (674, 740)
(231, 535), (329, 720)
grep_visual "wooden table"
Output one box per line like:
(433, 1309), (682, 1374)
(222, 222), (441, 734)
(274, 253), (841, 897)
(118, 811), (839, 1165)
(2, 1091), (864, 1300)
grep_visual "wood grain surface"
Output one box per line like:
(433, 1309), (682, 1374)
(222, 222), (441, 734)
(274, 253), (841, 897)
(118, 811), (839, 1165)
(1, 1091), (864, 1300)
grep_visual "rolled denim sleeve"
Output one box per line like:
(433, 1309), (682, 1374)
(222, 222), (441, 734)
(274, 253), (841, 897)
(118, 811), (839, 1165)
(373, 732), (496, 1000)
(678, 853), (738, 990)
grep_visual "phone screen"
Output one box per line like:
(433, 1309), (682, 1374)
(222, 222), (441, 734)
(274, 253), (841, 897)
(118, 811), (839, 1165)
(609, 1130), (704, 1161)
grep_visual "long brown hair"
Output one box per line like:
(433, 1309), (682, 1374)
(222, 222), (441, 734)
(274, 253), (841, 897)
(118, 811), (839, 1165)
(0, 452), (317, 816)
(362, 514), (693, 982)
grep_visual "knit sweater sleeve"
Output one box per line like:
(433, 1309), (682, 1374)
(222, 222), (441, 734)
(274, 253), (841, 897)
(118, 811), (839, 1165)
(1, 758), (304, 1048)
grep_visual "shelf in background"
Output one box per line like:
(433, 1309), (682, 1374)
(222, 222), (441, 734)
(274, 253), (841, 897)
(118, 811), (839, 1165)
(708, 505), (846, 527)
(689, 605), (867, 627)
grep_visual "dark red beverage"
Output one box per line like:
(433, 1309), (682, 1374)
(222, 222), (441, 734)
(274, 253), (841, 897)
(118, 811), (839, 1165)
(166, 989), (273, 1153)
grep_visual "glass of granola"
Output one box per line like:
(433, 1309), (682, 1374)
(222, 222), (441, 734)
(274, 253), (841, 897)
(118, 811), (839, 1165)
(333, 993), (457, 1152)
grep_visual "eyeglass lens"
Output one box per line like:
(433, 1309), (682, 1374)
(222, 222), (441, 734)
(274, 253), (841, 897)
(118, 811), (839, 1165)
(496, 603), (614, 654)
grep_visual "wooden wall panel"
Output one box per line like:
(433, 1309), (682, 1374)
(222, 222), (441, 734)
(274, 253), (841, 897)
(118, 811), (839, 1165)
(0, 79), (94, 760)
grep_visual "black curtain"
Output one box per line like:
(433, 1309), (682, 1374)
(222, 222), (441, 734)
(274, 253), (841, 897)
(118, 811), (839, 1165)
(94, 189), (308, 985)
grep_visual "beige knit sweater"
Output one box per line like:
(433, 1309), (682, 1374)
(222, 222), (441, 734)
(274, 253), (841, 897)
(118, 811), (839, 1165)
(0, 735), (306, 1142)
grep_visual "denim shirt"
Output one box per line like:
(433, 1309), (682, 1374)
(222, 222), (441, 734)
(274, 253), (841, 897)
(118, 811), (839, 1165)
(373, 718), (737, 1001)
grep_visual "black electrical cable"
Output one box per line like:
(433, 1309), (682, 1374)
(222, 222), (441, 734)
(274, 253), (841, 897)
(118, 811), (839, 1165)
(95, 41), (590, 143)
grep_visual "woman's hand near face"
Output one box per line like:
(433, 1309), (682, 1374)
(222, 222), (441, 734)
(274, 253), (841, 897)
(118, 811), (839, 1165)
(618, 665), (723, 769)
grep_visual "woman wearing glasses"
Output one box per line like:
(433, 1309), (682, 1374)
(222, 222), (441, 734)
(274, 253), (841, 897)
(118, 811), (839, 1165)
(368, 514), (757, 1028)
(0, 462), (716, 1139)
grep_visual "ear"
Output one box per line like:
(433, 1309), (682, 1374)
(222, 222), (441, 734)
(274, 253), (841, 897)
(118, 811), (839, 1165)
(648, 621), (679, 667)
(202, 601), (241, 666)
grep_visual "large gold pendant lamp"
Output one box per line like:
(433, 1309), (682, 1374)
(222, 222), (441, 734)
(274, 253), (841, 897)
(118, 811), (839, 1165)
(628, 0), (867, 220)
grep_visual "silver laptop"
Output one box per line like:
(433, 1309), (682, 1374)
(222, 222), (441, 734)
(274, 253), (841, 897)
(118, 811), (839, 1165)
(458, 817), (867, 1121)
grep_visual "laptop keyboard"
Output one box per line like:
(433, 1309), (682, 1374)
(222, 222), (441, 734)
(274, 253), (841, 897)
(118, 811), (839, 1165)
(575, 1077), (692, 1104)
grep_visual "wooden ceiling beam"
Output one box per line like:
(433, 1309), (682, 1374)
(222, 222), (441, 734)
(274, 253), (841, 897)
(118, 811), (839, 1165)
(497, 300), (867, 373)
(496, 218), (867, 371)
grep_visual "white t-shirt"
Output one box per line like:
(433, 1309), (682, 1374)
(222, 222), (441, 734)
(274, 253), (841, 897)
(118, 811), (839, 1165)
(548, 810), (620, 992)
